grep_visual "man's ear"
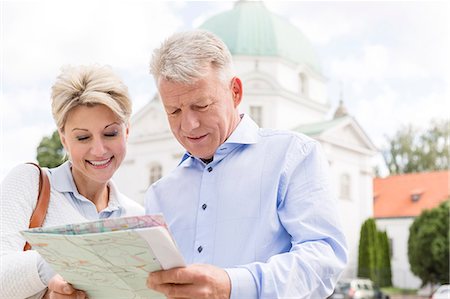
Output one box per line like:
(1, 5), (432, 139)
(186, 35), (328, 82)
(231, 77), (243, 107)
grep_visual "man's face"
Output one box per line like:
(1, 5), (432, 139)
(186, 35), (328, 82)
(158, 67), (242, 160)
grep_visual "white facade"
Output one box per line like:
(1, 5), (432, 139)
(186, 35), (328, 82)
(376, 217), (422, 289)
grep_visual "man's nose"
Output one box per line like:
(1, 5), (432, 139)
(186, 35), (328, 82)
(181, 110), (200, 132)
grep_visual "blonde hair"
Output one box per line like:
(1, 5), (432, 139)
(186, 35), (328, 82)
(51, 65), (132, 132)
(150, 30), (234, 84)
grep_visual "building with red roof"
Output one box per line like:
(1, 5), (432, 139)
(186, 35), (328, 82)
(374, 171), (449, 289)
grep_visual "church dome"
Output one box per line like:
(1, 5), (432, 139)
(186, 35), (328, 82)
(199, 1), (322, 74)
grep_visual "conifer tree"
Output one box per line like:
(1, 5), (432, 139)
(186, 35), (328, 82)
(358, 218), (392, 287)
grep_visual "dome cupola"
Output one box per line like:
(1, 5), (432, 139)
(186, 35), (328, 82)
(199, 0), (322, 74)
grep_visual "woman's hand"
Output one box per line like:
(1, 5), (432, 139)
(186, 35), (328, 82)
(43, 275), (87, 299)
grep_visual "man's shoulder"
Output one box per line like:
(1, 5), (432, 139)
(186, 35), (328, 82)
(258, 127), (316, 145)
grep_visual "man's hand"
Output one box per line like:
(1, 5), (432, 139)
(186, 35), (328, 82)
(43, 274), (87, 299)
(147, 264), (231, 299)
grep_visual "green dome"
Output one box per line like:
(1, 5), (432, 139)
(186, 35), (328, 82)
(199, 1), (321, 73)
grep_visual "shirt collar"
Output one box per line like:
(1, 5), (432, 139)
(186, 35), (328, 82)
(48, 160), (121, 213)
(223, 113), (260, 145)
(48, 161), (77, 193)
(178, 114), (260, 166)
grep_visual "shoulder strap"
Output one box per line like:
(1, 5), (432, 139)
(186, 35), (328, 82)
(23, 162), (51, 251)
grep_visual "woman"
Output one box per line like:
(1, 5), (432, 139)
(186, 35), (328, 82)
(0, 65), (144, 299)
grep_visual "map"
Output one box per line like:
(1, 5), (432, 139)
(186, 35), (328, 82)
(21, 214), (185, 299)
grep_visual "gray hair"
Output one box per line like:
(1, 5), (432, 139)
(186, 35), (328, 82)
(51, 65), (132, 132)
(150, 30), (234, 84)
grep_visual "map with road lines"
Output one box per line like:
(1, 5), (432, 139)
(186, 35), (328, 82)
(21, 215), (185, 299)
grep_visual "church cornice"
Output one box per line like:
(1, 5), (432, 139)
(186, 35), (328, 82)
(317, 136), (378, 156)
(240, 70), (330, 113)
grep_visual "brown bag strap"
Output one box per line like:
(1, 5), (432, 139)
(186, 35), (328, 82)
(23, 162), (51, 251)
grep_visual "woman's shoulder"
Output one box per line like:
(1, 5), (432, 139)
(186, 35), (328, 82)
(2, 163), (40, 188)
(108, 180), (145, 216)
(121, 196), (145, 216)
(120, 194), (145, 216)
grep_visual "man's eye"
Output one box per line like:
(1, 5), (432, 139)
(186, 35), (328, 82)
(169, 109), (181, 115)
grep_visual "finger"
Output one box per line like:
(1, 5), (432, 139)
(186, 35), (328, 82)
(48, 275), (76, 295)
(159, 283), (212, 299)
(149, 267), (196, 285)
(47, 290), (87, 299)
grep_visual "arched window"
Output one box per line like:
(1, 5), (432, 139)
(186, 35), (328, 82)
(149, 164), (162, 184)
(340, 173), (351, 200)
(299, 73), (309, 97)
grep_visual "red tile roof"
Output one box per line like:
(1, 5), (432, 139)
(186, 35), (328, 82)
(373, 171), (450, 218)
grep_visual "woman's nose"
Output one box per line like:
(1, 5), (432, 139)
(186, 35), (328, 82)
(91, 138), (107, 156)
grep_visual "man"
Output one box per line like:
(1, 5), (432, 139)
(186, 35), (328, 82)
(145, 30), (348, 299)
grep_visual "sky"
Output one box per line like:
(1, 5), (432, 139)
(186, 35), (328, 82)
(1, 0), (449, 181)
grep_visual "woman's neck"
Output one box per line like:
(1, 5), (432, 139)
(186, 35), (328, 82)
(71, 168), (109, 212)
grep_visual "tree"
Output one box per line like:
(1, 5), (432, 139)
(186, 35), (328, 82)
(358, 219), (378, 279)
(358, 218), (393, 287)
(383, 120), (449, 174)
(377, 230), (392, 287)
(408, 200), (449, 286)
(36, 130), (67, 168)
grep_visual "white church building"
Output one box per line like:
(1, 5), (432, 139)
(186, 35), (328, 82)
(114, 1), (378, 279)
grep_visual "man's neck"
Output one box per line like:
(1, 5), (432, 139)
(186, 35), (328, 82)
(201, 157), (214, 164)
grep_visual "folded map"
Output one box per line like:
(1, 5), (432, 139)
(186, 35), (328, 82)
(21, 214), (185, 299)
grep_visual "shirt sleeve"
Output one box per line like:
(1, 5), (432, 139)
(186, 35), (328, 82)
(231, 140), (348, 299)
(0, 164), (49, 298)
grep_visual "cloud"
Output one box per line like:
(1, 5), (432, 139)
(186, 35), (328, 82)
(1, 1), (449, 181)
(1, 1), (183, 180)
(3, 1), (182, 85)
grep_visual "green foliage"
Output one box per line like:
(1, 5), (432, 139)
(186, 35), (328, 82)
(358, 218), (393, 287)
(408, 200), (450, 286)
(383, 120), (449, 174)
(36, 130), (67, 168)
(358, 219), (378, 278)
(377, 231), (392, 287)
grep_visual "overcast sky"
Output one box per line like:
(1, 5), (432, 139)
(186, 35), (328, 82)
(1, 0), (449, 181)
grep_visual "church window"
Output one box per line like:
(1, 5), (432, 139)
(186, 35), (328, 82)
(250, 106), (263, 127)
(299, 73), (309, 97)
(340, 173), (351, 200)
(149, 164), (162, 184)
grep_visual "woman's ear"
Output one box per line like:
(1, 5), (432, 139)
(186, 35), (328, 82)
(58, 129), (67, 149)
(125, 122), (130, 141)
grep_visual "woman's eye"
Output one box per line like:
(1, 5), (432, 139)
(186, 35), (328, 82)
(104, 131), (118, 137)
(76, 136), (89, 141)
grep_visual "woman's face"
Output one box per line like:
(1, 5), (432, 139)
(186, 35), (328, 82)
(59, 104), (129, 185)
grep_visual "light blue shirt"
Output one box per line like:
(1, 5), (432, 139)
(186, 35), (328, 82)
(145, 114), (348, 299)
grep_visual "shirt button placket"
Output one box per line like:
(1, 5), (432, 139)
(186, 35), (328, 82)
(195, 163), (215, 260)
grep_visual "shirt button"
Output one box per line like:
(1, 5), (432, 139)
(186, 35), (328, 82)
(202, 203), (207, 210)
(197, 246), (203, 253)
(207, 166), (213, 172)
